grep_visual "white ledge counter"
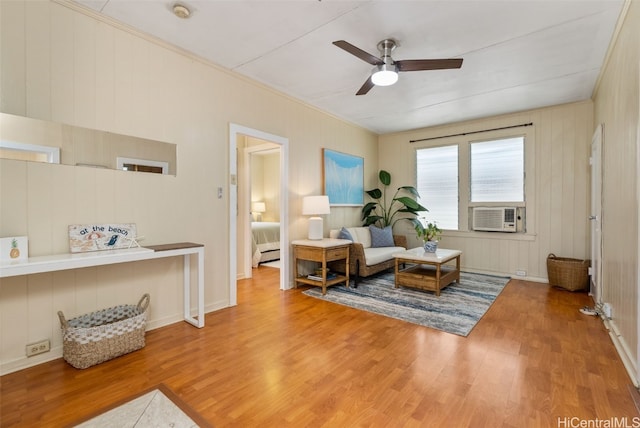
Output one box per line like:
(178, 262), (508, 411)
(0, 243), (205, 328)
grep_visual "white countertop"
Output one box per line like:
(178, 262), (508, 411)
(0, 245), (204, 278)
(393, 247), (462, 263)
(291, 238), (352, 248)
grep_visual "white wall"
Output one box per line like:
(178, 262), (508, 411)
(0, 0), (378, 374)
(593, 0), (640, 384)
(379, 100), (593, 280)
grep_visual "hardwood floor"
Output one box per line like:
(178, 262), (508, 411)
(1, 267), (638, 427)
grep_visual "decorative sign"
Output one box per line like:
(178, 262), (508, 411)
(0, 236), (28, 261)
(69, 223), (137, 253)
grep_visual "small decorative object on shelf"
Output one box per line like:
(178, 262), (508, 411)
(68, 223), (137, 253)
(125, 235), (144, 248)
(0, 236), (28, 261)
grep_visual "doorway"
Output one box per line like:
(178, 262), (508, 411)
(229, 124), (289, 306)
(243, 142), (281, 278)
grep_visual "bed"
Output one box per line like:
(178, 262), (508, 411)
(251, 222), (280, 267)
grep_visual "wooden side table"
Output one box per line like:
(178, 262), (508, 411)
(292, 238), (351, 295)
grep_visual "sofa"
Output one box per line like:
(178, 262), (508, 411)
(328, 226), (407, 286)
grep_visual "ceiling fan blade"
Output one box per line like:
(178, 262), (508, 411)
(396, 58), (463, 72)
(333, 40), (383, 66)
(356, 77), (375, 96)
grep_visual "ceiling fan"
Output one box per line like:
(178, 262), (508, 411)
(333, 39), (463, 95)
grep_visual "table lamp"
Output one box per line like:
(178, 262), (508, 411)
(302, 195), (330, 240)
(252, 201), (266, 221)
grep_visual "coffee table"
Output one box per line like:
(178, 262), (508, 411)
(393, 248), (462, 296)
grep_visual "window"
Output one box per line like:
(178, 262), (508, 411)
(416, 134), (528, 232)
(0, 140), (60, 164)
(116, 157), (169, 175)
(416, 145), (458, 230)
(470, 137), (524, 202)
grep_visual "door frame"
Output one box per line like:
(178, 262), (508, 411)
(229, 123), (289, 306)
(590, 124), (603, 304)
(243, 143), (281, 279)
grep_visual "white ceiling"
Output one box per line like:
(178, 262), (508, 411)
(74, 0), (624, 134)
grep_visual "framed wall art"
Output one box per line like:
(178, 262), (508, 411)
(323, 149), (364, 206)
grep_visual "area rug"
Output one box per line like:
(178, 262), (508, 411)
(71, 383), (211, 428)
(302, 271), (509, 336)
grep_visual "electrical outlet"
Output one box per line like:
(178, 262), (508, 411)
(515, 270), (527, 277)
(26, 339), (50, 357)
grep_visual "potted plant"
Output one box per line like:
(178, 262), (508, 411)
(361, 170), (428, 229)
(415, 221), (442, 253)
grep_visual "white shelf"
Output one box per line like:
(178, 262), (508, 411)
(0, 244), (205, 328)
(0, 247), (154, 278)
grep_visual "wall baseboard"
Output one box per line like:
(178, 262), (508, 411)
(604, 317), (639, 387)
(1, 300), (231, 376)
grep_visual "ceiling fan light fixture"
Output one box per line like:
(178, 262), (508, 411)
(371, 64), (398, 86)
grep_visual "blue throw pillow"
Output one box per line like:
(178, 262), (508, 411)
(337, 227), (353, 241)
(369, 225), (394, 247)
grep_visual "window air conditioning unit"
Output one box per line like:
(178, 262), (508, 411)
(472, 207), (517, 232)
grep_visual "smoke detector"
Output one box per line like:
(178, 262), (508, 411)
(173, 4), (191, 19)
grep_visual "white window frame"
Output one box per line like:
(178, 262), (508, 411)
(0, 140), (60, 164)
(116, 157), (169, 175)
(469, 136), (525, 204)
(416, 144), (459, 230)
(414, 126), (535, 237)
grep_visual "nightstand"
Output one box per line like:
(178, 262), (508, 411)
(292, 238), (351, 295)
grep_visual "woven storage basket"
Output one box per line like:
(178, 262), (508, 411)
(58, 293), (150, 369)
(547, 254), (590, 291)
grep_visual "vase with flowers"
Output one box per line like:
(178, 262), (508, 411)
(415, 221), (442, 253)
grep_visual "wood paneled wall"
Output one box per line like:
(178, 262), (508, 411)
(378, 100), (593, 280)
(593, 0), (640, 384)
(0, 0), (377, 374)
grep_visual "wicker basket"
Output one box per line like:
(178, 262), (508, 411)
(58, 293), (150, 369)
(547, 254), (590, 291)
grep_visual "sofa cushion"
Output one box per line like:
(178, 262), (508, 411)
(329, 227), (372, 248)
(369, 225), (394, 248)
(337, 227), (353, 241)
(351, 227), (371, 248)
(364, 246), (405, 266)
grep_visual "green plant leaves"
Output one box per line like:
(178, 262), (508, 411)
(361, 170), (428, 229)
(398, 186), (420, 198)
(363, 216), (383, 226)
(379, 170), (391, 186)
(361, 202), (379, 220)
(413, 219), (442, 241)
(365, 188), (382, 199)
(394, 196), (427, 212)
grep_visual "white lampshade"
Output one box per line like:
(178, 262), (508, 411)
(302, 195), (330, 215)
(371, 64), (398, 86)
(252, 201), (266, 213)
(302, 195), (330, 240)
(252, 201), (266, 222)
